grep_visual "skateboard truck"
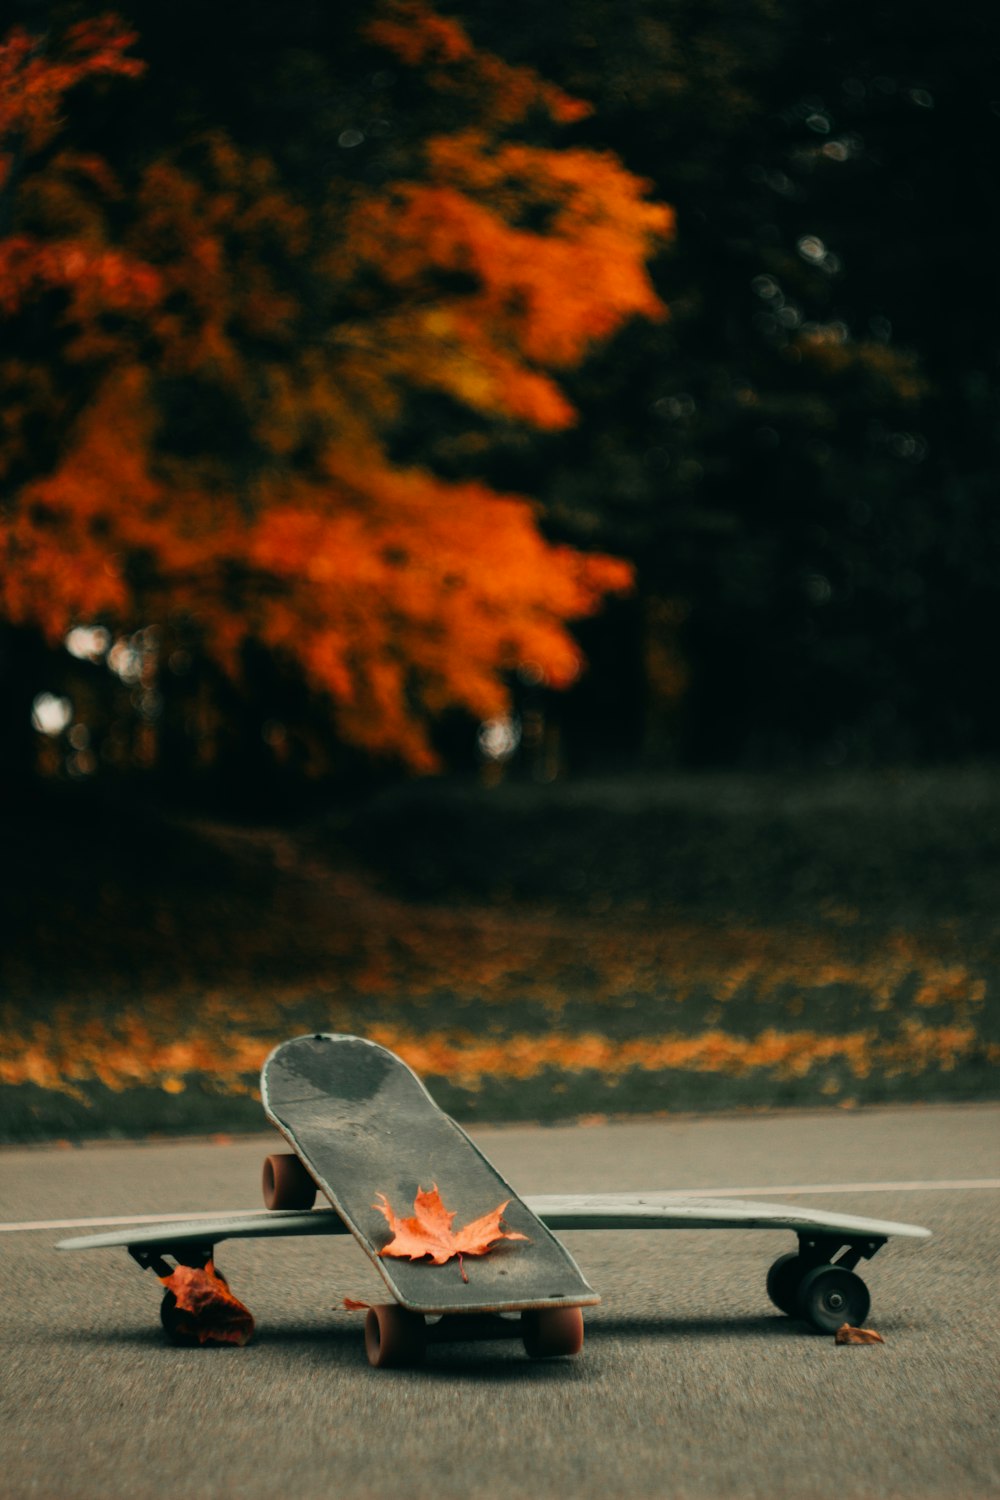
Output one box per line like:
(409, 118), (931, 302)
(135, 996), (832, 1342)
(129, 1240), (253, 1345)
(799, 1232), (888, 1270)
(766, 1233), (888, 1332)
(129, 1241), (215, 1276)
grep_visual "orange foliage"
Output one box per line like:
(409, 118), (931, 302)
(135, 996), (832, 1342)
(365, 1), (592, 124)
(2, 1016), (988, 1101)
(0, 17), (143, 187)
(375, 1185), (527, 1280)
(363, 1022), (985, 1089)
(0, 833), (993, 1101)
(0, 6), (670, 768)
(0, 21), (157, 317)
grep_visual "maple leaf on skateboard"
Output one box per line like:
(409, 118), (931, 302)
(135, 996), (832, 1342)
(158, 1260), (255, 1346)
(375, 1185), (528, 1281)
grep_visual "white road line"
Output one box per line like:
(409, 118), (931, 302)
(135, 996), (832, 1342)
(676, 1178), (1000, 1199)
(2, 1179), (998, 1235)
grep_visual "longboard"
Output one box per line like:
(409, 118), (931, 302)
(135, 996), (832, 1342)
(260, 1033), (599, 1317)
(56, 1031), (932, 1347)
(58, 1195), (932, 1253)
(58, 1192), (930, 1343)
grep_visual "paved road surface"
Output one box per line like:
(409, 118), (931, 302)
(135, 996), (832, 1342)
(2, 1104), (998, 1499)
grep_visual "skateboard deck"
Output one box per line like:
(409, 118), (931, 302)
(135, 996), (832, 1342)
(260, 1033), (599, 1316)
(57, 1193), (929, 1341)
(58, 1195), (931, 1255)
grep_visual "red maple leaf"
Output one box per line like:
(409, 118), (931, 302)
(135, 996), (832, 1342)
(374, 1184), (528, 1281)
(159, 1260), (255, 1346)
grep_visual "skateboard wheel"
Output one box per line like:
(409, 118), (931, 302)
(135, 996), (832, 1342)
(262, 1152), (317, 1211)
(766, 1252), (805, 1316)
(521, 1306), (584, 1359)
(796, 1265), (871, 1333)
(364, 1304), (426, 1368)
(160, 1291), (199, 1346)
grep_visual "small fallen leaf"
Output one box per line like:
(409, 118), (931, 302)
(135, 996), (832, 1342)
(375, 1184), (528, 1281)
(835, 1323), (885, 1345)
(342, 1297), (372, 1311)
(159, 1260), (255, 1346)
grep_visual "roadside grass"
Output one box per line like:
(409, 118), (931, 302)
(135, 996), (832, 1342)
(2, 768), (997, 1141)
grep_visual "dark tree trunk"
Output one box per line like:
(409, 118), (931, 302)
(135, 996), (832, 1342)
(0, 624), (49, 792)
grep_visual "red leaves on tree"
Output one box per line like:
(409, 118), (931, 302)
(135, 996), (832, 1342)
(0, 19), (157, 314)
(159, 1260), (255, 1347)
(0, 237), (161, 317)
(1, 5), (671, 771)
(375, 1184), (528, 1281)
(366, 1), (592, 126)
(0, 17), (143, 188)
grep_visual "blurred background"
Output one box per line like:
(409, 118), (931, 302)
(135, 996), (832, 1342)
(2, 0), (997, 1140)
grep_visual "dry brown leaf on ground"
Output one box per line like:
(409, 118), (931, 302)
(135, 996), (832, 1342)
(375, 1184), (528, 1281)
(835, 1323), (885, 1344)
(159, 1261), (255, 1346)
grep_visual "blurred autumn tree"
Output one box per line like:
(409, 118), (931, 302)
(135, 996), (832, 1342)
(5, 0), (998, 799)
(0, 2), (669, 788)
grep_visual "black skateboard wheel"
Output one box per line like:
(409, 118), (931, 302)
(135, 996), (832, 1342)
(521, 1306), (584, 1359)
(364, 1304), (427, 1368)
(262, 1152), (317, 1211)
(766, 1252), (805, 1316)
(160, 1291), (199, 1346)
(796, 1265), (871, 1333)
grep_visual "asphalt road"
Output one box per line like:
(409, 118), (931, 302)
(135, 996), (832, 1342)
(2, 1104), (998, 1499)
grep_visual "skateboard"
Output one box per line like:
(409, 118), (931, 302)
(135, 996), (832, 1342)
(258, 1033), (598, 1362)
(58, 1033), (932, 1358)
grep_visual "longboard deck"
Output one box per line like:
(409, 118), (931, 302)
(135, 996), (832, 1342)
(57, 1194), (931, 1254)
(260, 1033), (599, 1315)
